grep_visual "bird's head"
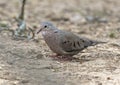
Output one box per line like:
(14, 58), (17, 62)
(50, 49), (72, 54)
(37, 22), (57, 34)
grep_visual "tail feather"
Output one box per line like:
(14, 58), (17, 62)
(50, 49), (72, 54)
(84, 39), (106, 48)
(90, 40), (106, 46)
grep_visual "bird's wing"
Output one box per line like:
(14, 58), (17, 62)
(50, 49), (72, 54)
(59, 31), (87, 53)
(55, 29), (106, 55)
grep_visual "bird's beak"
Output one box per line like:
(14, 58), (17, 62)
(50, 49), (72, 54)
(37, 28), (43, 34)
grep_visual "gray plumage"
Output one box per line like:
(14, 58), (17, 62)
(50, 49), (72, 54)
(37, 22), (105, 56)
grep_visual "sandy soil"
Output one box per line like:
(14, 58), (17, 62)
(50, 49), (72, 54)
(0, 0), (120, 85)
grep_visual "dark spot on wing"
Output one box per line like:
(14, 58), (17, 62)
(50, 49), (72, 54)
(77, 41), (80, 47)
(84, 45), (88, 48)
(63, 41), (67, 44)
(63, 40), (70, 44)
(73, 42), (76, 48)
(81, 39), (85, 43)
(90, 40), (93, 44)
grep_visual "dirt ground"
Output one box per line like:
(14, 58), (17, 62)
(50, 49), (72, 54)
(0, 0), (120, 85)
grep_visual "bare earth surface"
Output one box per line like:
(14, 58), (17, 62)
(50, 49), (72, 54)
(0, 0), (120, 85)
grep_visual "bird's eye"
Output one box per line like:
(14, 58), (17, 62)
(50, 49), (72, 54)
(44, 25), (47, 28)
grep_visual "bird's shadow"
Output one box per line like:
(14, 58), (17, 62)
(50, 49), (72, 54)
(49, 55), (91, 63)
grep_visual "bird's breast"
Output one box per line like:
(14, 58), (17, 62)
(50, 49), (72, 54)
(42, 31), (62, 54)
(42, 31), (55, 40)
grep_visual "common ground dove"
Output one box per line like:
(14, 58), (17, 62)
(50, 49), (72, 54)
(37, 22), (105, 57)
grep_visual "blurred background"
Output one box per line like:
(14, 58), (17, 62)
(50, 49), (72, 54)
(0, 0), (120, 38)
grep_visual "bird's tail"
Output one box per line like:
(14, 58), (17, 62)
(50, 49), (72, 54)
(80, 37), (107, 48)
(90, 40), (107, 46)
